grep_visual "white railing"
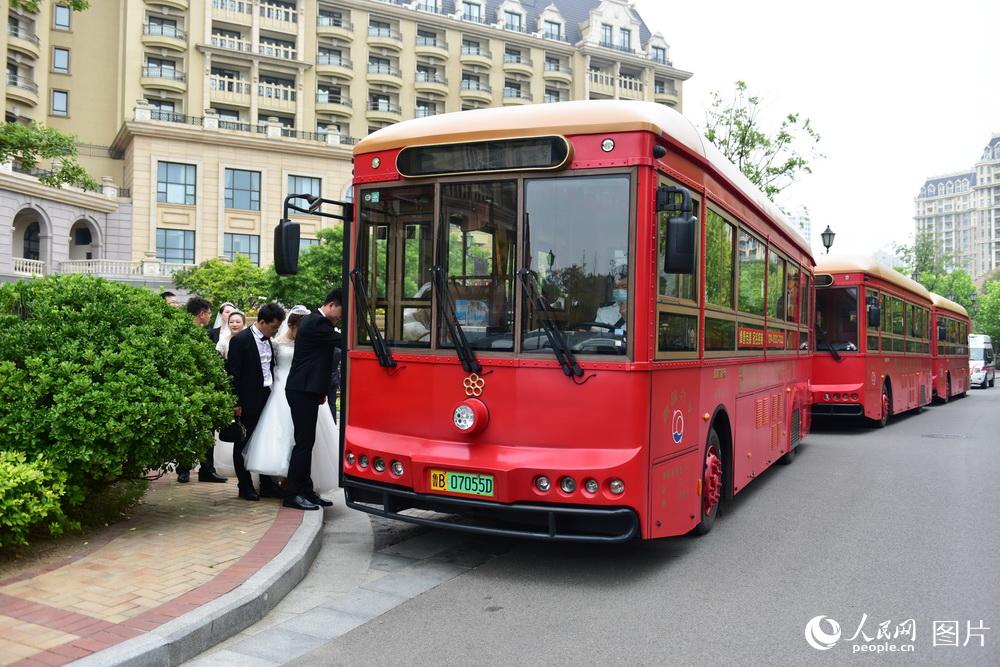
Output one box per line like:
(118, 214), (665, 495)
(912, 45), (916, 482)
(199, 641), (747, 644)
(59, 260), (142, 276)
(211, 35), (252, 52)
(258, 81), (297, 102)
(260, 1), (298, 24)
(210, 75), (250, 95)
(13, 258), (46, 275)
(259, 42), (297, 60)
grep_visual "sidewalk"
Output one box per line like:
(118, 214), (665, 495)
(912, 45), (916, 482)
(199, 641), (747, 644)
(0, 476), (321, 666)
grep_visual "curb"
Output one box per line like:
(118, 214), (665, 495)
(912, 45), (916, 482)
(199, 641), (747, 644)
(71, 507), (324, 667)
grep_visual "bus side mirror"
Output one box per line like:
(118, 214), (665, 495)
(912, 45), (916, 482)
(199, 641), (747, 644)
(937, 322), (947, 341)
(274, 218), (301, 276)
(657, 186), (696, 275)
(867, 305), (880, 329)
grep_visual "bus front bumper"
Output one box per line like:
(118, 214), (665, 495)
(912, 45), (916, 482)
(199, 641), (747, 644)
(344, 476), (640, 543)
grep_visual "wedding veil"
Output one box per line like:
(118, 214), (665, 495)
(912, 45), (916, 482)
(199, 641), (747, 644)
(276, 304), (310, 341)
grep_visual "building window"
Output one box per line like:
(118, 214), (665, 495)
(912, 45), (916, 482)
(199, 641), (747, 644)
(52, 47), (70, 74)
(620, 28), (631, 51)
(504, 47), (522, 64)
(503, 80), (521, 98)
(145, 56), (178, 79)
(369, 19), (391, 37)
(50, 90), (68, 116)
(288, 174), (321, 199)
(157, 162), (196, 205)
(544, 56), (560, 71)
(600, 24), (612, 45)
(54, 4), (71, 30)
(543, 88), (562, 103)
(223, 233), (260, 264)
(461, 72), (481, 89)
(147, 15), (179, 37)
(149, 99), (176, 121)
(462, 1), (480, 22)
(652, 46), (667, 63)
(24, 222), (40, 261)
(156, 229), (195, 265)
(504, 11), (522, 32)
(370, 93), (390, 111)
(416, 99), (436, 117)
(300, 237), (320, 252)
(416, 29), (438, 46)
(543, 20), (561, 40)
(318, 10), (345, 27)
(225, 168), (261, 210)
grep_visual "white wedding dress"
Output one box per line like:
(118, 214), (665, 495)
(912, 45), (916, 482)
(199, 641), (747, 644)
(243, 339), (340, 493)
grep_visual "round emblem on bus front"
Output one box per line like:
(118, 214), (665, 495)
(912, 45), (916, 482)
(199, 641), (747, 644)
(601, 138), (615, 152)
(371, 156), (381, 169)
(463, 373), (486, 397)
(671, 410), (684, 444)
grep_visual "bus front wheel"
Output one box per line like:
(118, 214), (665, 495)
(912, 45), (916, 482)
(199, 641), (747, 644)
(871, 384), (891, 428)
(692, 428), (723, 536)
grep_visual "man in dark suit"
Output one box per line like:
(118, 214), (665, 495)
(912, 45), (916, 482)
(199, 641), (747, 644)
(178, 297), (227, 484)
(225, 302), (286, 500)
(284, 289), (343, 510)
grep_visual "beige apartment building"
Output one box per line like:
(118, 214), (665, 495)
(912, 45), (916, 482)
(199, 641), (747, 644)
(2, 0), (691, 283)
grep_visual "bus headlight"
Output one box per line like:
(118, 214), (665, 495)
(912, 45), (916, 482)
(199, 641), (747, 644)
(609, 478), (625, 495)
(391, 460), (404, 477)
(346, 451), (355, 466)
(453, 404), (475, 431)
(535, 475), (551, 492)
(373, 457), (385, 473)
(359, 455), (369, 469)
(584, 479), (599, 494)
(559, 476), (576, 493)
(452, 399), (489, 435)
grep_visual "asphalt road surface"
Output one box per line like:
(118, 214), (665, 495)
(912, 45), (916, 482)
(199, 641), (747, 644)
(301, 387), (1000, 666)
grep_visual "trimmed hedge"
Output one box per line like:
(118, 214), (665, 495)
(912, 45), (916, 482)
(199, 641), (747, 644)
(0, 451), (72, 549)
(0, 275), (234, 511)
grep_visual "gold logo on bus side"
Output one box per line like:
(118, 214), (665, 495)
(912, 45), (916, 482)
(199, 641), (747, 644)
(463, 373), (486, 397)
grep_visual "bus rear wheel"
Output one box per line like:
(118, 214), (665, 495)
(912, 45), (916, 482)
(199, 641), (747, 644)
(692, 428), (723, 535)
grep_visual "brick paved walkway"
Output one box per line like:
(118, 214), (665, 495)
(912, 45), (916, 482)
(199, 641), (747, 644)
(0, 476), (303, 666)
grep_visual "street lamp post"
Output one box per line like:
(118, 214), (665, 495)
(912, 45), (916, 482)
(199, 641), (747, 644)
(821, 225), (835, 254)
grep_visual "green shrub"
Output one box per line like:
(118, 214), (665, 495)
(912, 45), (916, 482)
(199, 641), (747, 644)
(0, 275), (234, 508)
(0, 451), (72, 549)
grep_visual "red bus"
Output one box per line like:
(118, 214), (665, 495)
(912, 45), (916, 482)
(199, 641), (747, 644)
(811, 257), (934, 426)
(929, 292), (970, 401)
(281, 101), (814, 542)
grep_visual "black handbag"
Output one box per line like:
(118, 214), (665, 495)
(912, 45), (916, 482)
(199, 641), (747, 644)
(219, 419), (246, 443)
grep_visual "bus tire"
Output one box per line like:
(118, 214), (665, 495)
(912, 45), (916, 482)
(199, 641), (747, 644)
(692, 428), (723, 536)
(778, 441), (796, 465)
(870, 383), (891, 428)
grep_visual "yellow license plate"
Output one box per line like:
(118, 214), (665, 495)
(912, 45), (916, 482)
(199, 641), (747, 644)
(430, 469), (494, 497)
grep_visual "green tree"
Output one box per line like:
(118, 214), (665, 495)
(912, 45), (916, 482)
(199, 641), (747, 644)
(9, 0), (88, 11)
(268, 225), (344, 307)
(173, 255), (272, 312)
(703, 80), (823, 200)
(893, 233), (949, 284)
(976, 281), (1000, 339)
(0, 122), (99, 191)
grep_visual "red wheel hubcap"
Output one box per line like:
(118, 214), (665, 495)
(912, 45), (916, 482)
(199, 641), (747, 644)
(703, 446), (722, 517)
(881, 392), (888, 421)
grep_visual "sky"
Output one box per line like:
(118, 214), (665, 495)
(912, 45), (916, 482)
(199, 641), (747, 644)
(633, 0), (1000, 258)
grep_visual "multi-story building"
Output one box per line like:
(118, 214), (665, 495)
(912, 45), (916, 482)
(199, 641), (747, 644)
(915, 134), (1000, 281)
(785, 206), (811, 251)
(2, 0), (691, 284)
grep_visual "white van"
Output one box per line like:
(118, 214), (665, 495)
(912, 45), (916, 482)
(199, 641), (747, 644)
(969, 334), (995, 388)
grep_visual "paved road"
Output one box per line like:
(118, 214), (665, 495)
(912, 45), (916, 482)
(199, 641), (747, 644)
(299, 387), (1000, 666)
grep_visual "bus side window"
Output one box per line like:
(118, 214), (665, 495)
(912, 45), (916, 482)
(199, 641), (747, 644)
(656, 178), (700, 359)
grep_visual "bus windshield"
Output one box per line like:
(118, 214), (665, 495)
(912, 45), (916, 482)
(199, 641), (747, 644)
(815, 287), (859, 352)
(355, 173), (631, 356)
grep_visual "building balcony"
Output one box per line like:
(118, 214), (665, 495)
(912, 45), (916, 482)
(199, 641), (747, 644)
(259, 1), (298, 34)
(6, 25), (41, 59)
(367, 27), (403, 51)
(142, 23), (187, 51)
(598, 41), (636, 55)
(211, 0), (252, 25)
(316, 55), (353, 79)
(210, 35), (253, 53)
(317, 16), (353, 41)
(502, 89), (532, 105)
(654, 87), (679, 106)
(459, 46), (492, 68)
(259, 42), (298, 61)
(158, 0), (190, 10)
(12, 258), (46, 276)
(257, 82), (297, 112)
(210, 76), (251, 105)
(459, 80), (492, 103)
(316, 93), (353, 117)
(502, 55), (533, 76)
(502, 22), (527, 34)
(367, 101), (402, 123)
(367, 64), (402, 88)
(618, 76), (644, 100)
(5, 74), (39, 107)
(587, 70), (616, 97)
(415, 107), (441, 118)
(415, 36), (448, 60)
(141, 66), (187, 93)
(413, 1), (445, 14)
(542, 63), (573, 84)
(414, 71), (448, 95)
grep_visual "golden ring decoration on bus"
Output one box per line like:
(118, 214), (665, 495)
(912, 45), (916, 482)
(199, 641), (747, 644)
(463, 373), (486, 397)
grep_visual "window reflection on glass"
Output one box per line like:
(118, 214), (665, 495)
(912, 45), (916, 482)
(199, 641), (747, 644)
(357, 185), (434, 347)
(738, 231), (765, 315)
(523, 174), (630, 355)
(705, 210), (733, 308)
(439, 181), (517, 350)
(659, 312), (697, 352)
(785, 263), (800, 323)
(658, 194), (698, 301)
(815, 287), (858, 352)
(767, 252), (785, 320)
(705, 317), (735, 351)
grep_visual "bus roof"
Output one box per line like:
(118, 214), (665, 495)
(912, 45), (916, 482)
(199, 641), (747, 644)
(355, 100), (811, 258)
(929, 292), (969, 318)
(815, 255), (933, 302)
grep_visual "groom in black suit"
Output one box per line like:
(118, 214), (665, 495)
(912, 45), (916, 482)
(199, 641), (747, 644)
(225, 302), (285, 500)
(284, 289), (343, 510)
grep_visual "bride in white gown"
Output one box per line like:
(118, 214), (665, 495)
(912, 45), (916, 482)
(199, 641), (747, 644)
(243, 305), (339, 493)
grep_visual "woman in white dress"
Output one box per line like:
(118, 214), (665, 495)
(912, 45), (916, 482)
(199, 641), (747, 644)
(215, 310), (245, 359)
(242, 305), (340, 493)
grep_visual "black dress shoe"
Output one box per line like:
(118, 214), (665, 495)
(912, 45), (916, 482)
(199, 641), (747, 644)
(198, 471), (228, 483)
(239, 489), (260, 501)
(306, 494), (333, 507)
(282, 495), (319, 511)
(177, 470), (190, 483)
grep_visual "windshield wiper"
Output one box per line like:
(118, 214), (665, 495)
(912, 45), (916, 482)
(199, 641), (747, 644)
(517, 269), (583, 379)
(349, 269), (396, 368)
(431, 266), (481, 374)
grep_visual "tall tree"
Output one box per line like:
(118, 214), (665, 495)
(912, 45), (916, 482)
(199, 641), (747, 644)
(976, 281), (1000, 339)
(703, 80), (823, 200)
(0, 122), (99, 191)
(172, 255), (272, 312)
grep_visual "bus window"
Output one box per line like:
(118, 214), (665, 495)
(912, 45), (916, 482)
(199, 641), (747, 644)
(737, 231), (765, 316)
(815, 286), (858, 352)
(865, 289), (880, 352)
(704, 209), (734, 309)
(523, 174), (631, 355)
(767, 251), (786, 321)
(786, 263), (800, 324)
(439, 181), (517, 351)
